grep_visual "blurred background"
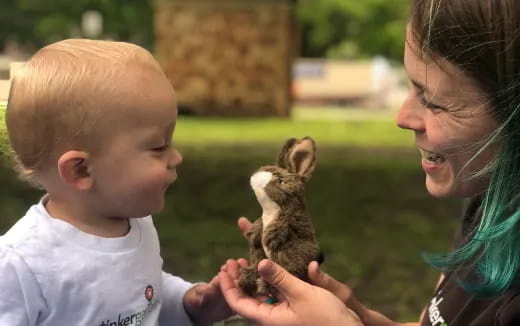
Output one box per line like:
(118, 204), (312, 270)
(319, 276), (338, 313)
(0, 0), (462, 322)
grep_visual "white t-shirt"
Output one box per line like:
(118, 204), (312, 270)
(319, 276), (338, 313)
(0, 199), (196, 326)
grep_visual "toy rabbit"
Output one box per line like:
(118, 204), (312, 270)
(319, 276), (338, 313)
(239, 137), (322, 298)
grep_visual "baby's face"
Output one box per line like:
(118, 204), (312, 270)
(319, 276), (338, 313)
(88, 65), (181, 218)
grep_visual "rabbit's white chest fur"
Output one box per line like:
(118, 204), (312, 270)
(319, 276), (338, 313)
(250, 171), (281, 258)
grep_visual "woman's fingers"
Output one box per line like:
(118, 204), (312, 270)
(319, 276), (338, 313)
(308, 261), (367, 319)
(257, 259), (309, 300)
(238, 217), (253, 235)
(219, 269), (275, 323)
(308, 261), (353, 305)
(224, 259), (242, 279)
(237, 258), (249, 268)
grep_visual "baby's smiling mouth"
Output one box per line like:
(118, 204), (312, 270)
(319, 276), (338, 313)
(418, 147), (446, 165)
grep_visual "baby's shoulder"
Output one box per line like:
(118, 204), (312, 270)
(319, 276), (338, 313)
(0, 243), (28, 269)
(1, 209), (42, 249)
(0, 206), (55, 271)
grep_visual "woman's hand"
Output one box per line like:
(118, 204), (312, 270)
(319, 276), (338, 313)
(237, 216), (253, 235)
(239, 217), (362, 306)
(307, 260), (370, 320)
(219, 258), (364, 326)
(236, 216), (404, 326)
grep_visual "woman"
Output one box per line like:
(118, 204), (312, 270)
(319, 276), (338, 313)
(219, 0), (520, 325)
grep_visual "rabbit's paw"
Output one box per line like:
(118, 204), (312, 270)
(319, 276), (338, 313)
(238, 267), (259, 296)
(257, 279), (278, 299)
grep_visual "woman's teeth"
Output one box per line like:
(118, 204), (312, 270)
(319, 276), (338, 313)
(419, 148), (445, 164)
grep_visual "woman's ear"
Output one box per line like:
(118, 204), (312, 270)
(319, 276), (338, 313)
(57, 151), (93, 191)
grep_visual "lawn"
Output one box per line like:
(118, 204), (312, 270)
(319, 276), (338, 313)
(174, 112), (412, 148)
(0, 107), (461, 322)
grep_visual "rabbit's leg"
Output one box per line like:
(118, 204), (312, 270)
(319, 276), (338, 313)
(238, 247), (268, 296)
(262, 220), (290, 252)
(239, 219), (267, 296)
(245, 219), (263, 247)
(257, 221), (290, 298)
(238, 264), (260, 296)
(257, 278), (278, 298)
(259, 243), (319, 298)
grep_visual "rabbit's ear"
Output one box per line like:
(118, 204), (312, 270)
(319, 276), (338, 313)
(277, 138), (298, 170)
(278, 137), (316, 179)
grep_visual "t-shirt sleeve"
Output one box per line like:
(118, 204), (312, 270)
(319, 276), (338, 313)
(158, 271), (196, 326)
(0, 246), (46, 326)
(498, 293), (520, 326)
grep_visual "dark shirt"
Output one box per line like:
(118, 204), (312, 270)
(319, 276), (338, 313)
(421, 197), (520, 326)
(421, 269), (520, 326)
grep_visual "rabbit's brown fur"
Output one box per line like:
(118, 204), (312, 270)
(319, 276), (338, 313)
(239, 137), (321, 298)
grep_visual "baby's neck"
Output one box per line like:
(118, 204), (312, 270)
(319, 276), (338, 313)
(44, 197), (131, 238)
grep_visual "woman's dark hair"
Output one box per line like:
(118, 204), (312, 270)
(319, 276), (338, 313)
(411, 0), (520, 296)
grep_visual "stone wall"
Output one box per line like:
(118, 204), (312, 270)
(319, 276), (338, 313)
(155, 0), (295, 116)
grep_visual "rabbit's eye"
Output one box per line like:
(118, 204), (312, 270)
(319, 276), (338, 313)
(279, 180), (285, 185)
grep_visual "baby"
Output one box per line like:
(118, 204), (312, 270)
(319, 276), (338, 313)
(0, 39), (231, 325)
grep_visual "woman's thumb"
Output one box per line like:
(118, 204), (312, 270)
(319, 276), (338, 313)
(308, 261), (353, 306)
(258, 259), (307, 299)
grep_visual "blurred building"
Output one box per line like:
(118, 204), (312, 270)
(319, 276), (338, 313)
(0, 56), (13, 106)
(0, 61), (26, 106)
(155, 0), (296, 116)
(292, 58), (407, 110)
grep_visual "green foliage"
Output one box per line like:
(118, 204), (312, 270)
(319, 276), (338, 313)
(1, 0), (408, 61)
(297, 0), (409, 61)
(0, 0), (153, 51)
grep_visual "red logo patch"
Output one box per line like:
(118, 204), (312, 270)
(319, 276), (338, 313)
(145, 285), (154, 301)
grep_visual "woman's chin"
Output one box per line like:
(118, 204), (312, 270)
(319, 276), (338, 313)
(425, 176), (454, 198)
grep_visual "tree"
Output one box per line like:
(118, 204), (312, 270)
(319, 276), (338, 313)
(296, 0), (409, 61)
(0, 0), (154, 52)
(1, 0), (408, 62)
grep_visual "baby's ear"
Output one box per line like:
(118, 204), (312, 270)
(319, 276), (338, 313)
(278, 137), (316, 179)
(57, 151), (93, 191)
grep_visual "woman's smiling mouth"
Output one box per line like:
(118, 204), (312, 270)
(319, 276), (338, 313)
(418, 147), (446, 165)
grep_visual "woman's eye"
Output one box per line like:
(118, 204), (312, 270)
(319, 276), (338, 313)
(419, 95), (445, 111)
(416, 88), (446, 111)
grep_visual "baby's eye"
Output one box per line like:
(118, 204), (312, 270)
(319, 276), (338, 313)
(151, 144), (169, 152)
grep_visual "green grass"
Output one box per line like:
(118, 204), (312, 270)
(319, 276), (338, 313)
(174, 109), (412, 148)
(0, 107), (462, 322)
(1, 105), (412, 148)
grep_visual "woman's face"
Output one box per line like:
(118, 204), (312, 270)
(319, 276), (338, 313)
(396, 28), (499, 198)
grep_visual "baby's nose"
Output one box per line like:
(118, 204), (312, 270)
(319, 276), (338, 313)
(168, 148), (182, 169)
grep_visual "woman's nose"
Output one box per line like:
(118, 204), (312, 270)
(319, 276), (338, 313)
(395, 95), (425, 132)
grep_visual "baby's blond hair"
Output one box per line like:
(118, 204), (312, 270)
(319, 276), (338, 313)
(6, 39), (164, 185)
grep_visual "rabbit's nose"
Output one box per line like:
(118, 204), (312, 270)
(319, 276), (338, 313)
(250, 171), (273, 190)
